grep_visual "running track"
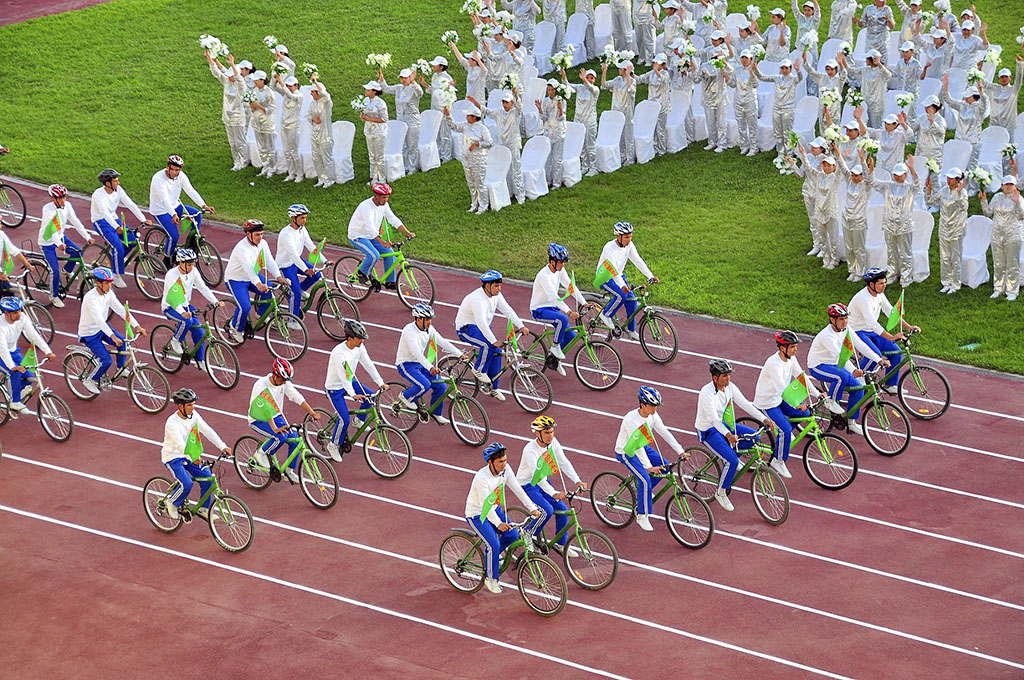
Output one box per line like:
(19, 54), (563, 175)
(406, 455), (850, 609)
(1, 177), (1022, 679)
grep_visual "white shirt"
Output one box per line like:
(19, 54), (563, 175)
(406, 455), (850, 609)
(275, 224), (317, 270)
(464, 463), (538, 524)
(753, 352), (821, 409)
(89, 185), (146, 226)
(77, 287), (139, 339)
(347, 197), (404, 241)
(395, 321), (461, 370)
(248, 374), (305, 423)
(224, 237), (280, 285)
(0, 231), (22, 263)
(161, 266), (218, 313)
(0, 316), (52, 370)
(615, 408), (683, 468)
(806, 323), (881, 370)
(515, 437), (582, 495)
(160, 411), (228, 463)
(325, 342), (385, 395)
(38, 201), (90, 248)
(694, 382), (766, 436)
(149, 169), (206, 217)
(529, 265), (585, 312)
(454, 288), (524, 344)
(595, 239), (655, 288)
(847, 286), (893, 335)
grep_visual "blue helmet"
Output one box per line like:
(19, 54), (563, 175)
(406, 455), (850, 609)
(548, 243), (569, 262)
(613, 221), (634, 235)
(480, 270), (503, 284)
(92, 267), (115, 282)
(411, 303), (435, 319)
(483, 442), (507, 462)
(637, 386), (662, 406)
(287, 203), (310, 218)
(175, 248), (197, 263)
(0, 297), (24, 313)
(862, 267), (886, 284)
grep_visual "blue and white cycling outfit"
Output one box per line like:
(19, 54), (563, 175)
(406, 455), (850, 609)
(847, 286), (901, 387)
(0, 313), (52, 408)
(753, 352), (821, 462)
(160, 410), (228, 510)
(247, 374), (306, 469)
(464, 464), (539, 580)
(454, 287), (525, 389)
(694, 381), (767, 491)
(275, 222), (323, 318)
(223, 237), (280, 333)
(394, 321), (461, 417)
(77, 286), (141, 381)
(806, 324), (882, 422)
(325, 341), (386, 445)
(160, 265), (219, 361)
(38, 201), (92, 298)
(347, 196), (403, 283)
(149, 168), (206, 257)
(529, 264), (586, 352)
(594, 237), (655, 331)
(615, 408), (684, 514)
(89, 184), (145, 276)
(515, 436), (582, 546)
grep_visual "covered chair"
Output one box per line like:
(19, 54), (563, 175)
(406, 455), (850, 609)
(666, 90), (691, 153)
(595, 109), (626, 173)
(960, 214), (993, 288)
(521, 135), (552, 199)
(633, 100), (661, 164)
(910, 209), (935, 283)
(565, 13), (590, 65)
(484, 145), (513, 211)
(561, 121), (587, 187)
(331, 120), (356, 184)
(384, 119), (408, 182)
(418, 109), (443, 171)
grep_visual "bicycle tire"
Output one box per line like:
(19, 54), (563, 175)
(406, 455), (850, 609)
(518, 554), (567, 616)
(563, 528), (618, 590)
(205, 339), (240, 390)
(142, 226), (167, 256)
(396, 264), (436, 309)
(302, 407), (334, 455)
(518, 330), (550, 374)
(24, 258), (53, 305)
(142, 476), (184, 532)
(62, 351), (100, 401)
(81, 242), (110, 270)
(803, 432), (859, 490)
(364, 424), (414, 479)
(208, 493), (255, 553)
(264, 312), (308, 361)
(678, 446), (721, 501)
(665, 489), (715, 549)
(37, 393), (74, 442)
(332, 255), (373, 301)
(439, 533), (486, 593)
(0, 182), (27, 228)
(300, 452), (339, 509)
(572, 339), (622, 391)
(132, 254), (166, 301)
(232, 435), (272, 489)
(23, 301), (55, 345)
(195, 237), (224, 287)
(750, 466), (790, 525)
(437, 356), (480, 397)
(316, 290), (360, 341)
(510, 365), (553, 414)
(212, 299), (244, 347)
(450, 394), (490, 447)
(898, 365), (951, 421)
(378, 381), (421, 433)
(0, 383), (10, 426)
(128, 365), (170, 413)
(638, 312), (679, 364)
(862, 399), (912, 456)
(589, 471), (635, 529)
(149, 324), (184, 374)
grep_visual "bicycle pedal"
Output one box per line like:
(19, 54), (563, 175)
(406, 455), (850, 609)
(371, 280), (382, 293)
(544, 355), (559, 370)
(268, 467), (283, 483)
(416, 410), (430, 424)
(610, 327), (622, 339)
(180, 509), (193, 523)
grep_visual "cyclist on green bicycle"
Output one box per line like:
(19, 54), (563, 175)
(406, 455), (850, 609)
(149, 155), (214, 263)
(224, 219), (290, 342)
(276, 204), (329, 320)
(0, 223), (33, 297)
(529, 243), (591, 376)
(38, 183), (95, 308)
(616, 386), (686, 531)
(348, 183), (416, 290)
(465, 442), (541, 594)
(595, 221), (659, 340)
(89, 168), (153, 288)
(77, 267), (147, 395)
(848, 268), (920, 394)
(325, 319), (389, 461)
(248, 358), (321, 482)
(161, 248), (222, 372)
(1, 297), (55, 414)
(396, 303), (469, 425)
(160, 388), (232, 521)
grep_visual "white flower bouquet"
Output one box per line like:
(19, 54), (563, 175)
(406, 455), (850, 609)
(934, 0), (949, 12)
(924, 157), (941, 174)
(984, 48), (1001, 67)
(199, 34), (229, 57)
(684, 40), (699, 56)
(965, 67), (985, 85)
(1001, 143), (1018, 158)
(366, 53), (393, 70)
(750, 43), (766, 61)
(553, 82), (573, 101)
(823, 124), (848, 144)
(798, 29), (819, 48)
(787, 130), (801, 149)
(301, 62), (319, 79)
(270, 61), (290, 76)
(857, 137), (880, 158)
(460, 0), (483, 14)
(473, 24), (494, 40)
(821, 87), (841, 107)
(442, 30), (460, 46)
(682, 19), (697, 35)
(702, 13), (714, 24)
(599, 45), (619, 66)
(242, 90), (259, 103)
(967, 166), (993, 188)
(845, 88), (864, 106)
(711, 56), (728, 70)
(500, 73), (519, 90)
(617, 49), (636, 62)
(1017, 27), (1024, 47)
(414, 58), (432, 77)
(839, 41), (853, 56)
(895, 92), (915, 108)
(774, 154), (797, 175)
(550, 45), (575, 70)
(746, 4), (761, 22)
(262, 35), (278, 50)
(495, 10), (513, 25)
(439, 85), (458, 109)
(350, 94), (368, 112)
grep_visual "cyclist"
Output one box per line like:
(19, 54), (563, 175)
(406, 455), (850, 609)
(0, 222), (33, 296)
(149, 155), (215, 264)
(753, 331), (843, 480)
(275, 204), (327, 320)
(515, 415), (586, 555)
(455, 270), (529, 401)
(615, 386), (686, 531)
(347, 183), (416, 290)
(223, 219), (290, 342)
(595, 221), (658, 339)
(0, 297), (56, 414)
(324, 319), (388, 462)
(807, 303), (888, 436)
(160, 388), (232, 521)
(696, 360), (776, 512)
(38, 183), (95, 308)
(395, 303), (468, 425)
(161, 248), (222, 371)
(529, 243), (592, 377)
(76, 267), (146, 395)
(248, 358), (320, 483)
(847, 267), (920, 394)
(89, 168), (153, 288)
(465, 442), (541, 594)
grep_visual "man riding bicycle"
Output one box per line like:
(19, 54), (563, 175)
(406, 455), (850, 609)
(275, 204), (328, 320)
(595, 221), (659, 339)
(160, 388), (232, 521)
(347, 183), (416, 289)
(161, 248), (223, 372)
(76, 267), (146, 395)
(395, 303), (468, 425)
(38, 183), (94, 308)
(224, 219), (291, 342)
(248, 358), (320, 483)
(529, 243), (593, 376)
(847, 267), (920, 394)
(324, 319), (389, 461)
(0, 297), (56, 414)
(149, 155), (215, 264)
(89, 168), (153, 288)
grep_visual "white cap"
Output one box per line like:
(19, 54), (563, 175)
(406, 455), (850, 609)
(998, 67), (1012, 78)
(900, 40), (915, 52)
(822, 155), (836, 165)
(909, 0), (921, 5)
(252, 69), (267, 80)
(283, 75), (299, 86)
(893, 163), (908, 176)
(810, 137), (826, 148)
(546, 78), (560, 87)
(960, 8), (972, 16)
(616, 59), (633, 69)
(585, 68), (597, 78)
(501, 91), (514, 102)
(923, 94), (941, 107)
(710, 30), (725, 41)
(851, 164), (864, 174)
(931, 29), (946, 40)
(884, 113), (899, 125)
(653, 53), (667, 64)
(466, 106), (482, 118)
(275, 44), (288, 54)
(363, 80), (381, 90)
(238, 59), (253, 70)
(962, 88), (978, 99)
(479, 7), (491, 16)
(663, 0), (680, 7)
(825, 59), (839, 70)
(945, 167), (963, 179)
(961, 20), (974, 30)
(508, 30), (523, 43)
(399, 67), (414, 78)
(844, 120), (859, 130)
(670, 38), (686, 49)
(430, 56), (448, 66)
(780, 58), (793, 68)
(802, 1), (814, 8)
(1002, 175), (1018, 186)
(867, 48), (882, 59)
(740, 49), (754, 59)
(770, 7), (786, 16)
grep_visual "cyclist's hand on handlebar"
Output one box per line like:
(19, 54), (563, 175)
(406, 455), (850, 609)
(649, 276), (660, 284)
(216, 301), (225, 308)
(529, 509), (542, 518)
(182, 311), (192, 319)
(202, 205), (215, 214)
(138, 327), (148, 336)
(171, 214), (181, 225)
(879, 359), (891, 368)
(276, 276), (289, 286)
(429, 366), (441, 376)
(576, 480), (589, 491)
(11, 365), (25, 373)
(553, 491), (567, 500)
(764, 418), (777, 431)
(518, 326), (530, 336)
(144, 219), (154, 227)
(497, 522), (513, 531)
(256, 283), (269, 293)
(45, 352), (57, 361)
(646, 465), (666, 474)
(853, 369), (865, 378)
(568, 310), (580, 320)
(460, 352), (471, 362)
(909, 325), (921, 334)
(492, 340), (504, 348)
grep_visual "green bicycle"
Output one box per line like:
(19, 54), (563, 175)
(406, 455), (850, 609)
(0, 179), (26, 228)
(437, 336), (553, 413)
(149, 303), (241, 390)
(87, 225), (168, 301)
(272, 262), (361, 341)
(142, 208), (224, 287)
(875, 329), (951, 421)
(439, 517), (568, 616)
(214, 281), (309, 361)
(585, 279), (679, 364)
(63, 335), (171, 413)
(232, 421), (339, 509)
(0, 356), (75, 442)
(590, 453), (716, 548)
(303, 386), (415, 479)
(142, 451), (256, 553)
(760, 408), (860, 490)
(811, 369), (913, 456)
(517, 301), (624, 391)
(332, 237), (436, 309)
(4, 269), (54, 344)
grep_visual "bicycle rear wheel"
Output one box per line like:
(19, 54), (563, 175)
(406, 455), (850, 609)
(316, 291), (360, 341)
(128, 366), (170, 413)
(518, 554), (567, 616)
(437, 356), (480, 397)
(0, 383), (10, 426)
(589, 471), (635, 529)
(82, 242), (110, 269)
(862, 399), (912, 456)
(573, 339), (622, 391)
(450, 395), (490, 446)
(898, 365), (951, 420)
(303, 407), (334, 455)
(563, 528), (618, 590)
(300, 453), (339, 509)
(25, 258), (53, 305)
(208, 494), (255, 553)
(378, 381), (421, 433)
(678, 446), (721, 501)
(62, 351), (100, 401)
(265, 312), (308, 361)
(509, 365), (552, 414)
(750, 467), (790, 525)
(132, 254), (166, 301)
(332, 255), (372, 301)
(665, 489), (715, 549)
(0, 182), (27, 228)
(639, 312), (679, 363)
(439, 533), (485, 593)
(205, 339), (240, 390)
(364, 424), (413, 479)
(149, 324), (184, 374)
(142, 476), (183, 532)
(232, 435), (272, 489)
(23, 301), (54, 345)
(142, 227), (167, 256)
(195, 237), (223, 287)
(518, 330), (550, 374)
(803, 433), (858, 490)
(37, 393), (74, 442)
(396, 264), (435, 308)
(212, 300), (244, 347)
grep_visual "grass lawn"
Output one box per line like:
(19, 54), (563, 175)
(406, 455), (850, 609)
(1, 0), (1023, 373)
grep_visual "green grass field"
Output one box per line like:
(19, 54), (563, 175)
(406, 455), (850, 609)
(2, 0), (1023, 373)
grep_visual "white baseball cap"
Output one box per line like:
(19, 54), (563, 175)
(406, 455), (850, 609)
(653, 53), (667, 64)
(909, 0), (921, 5)
(479, 7), (491, 16)
(238, 59), (253, 70)
(822, 155), (836, 165)
(670, 38), (686, 49)
(283, 76), (299, 86)
(931, 30), (946, 40)
(802, 1), (815, 8)
(884, 113), (899, 125)
(960, 8), (972, 17)
(998, 67), (1012, 78)
(893, 163), (908, 176)
(867, 48), (882, 59)
(399, 67), (414, 78)
(430, 56), (449, 66)
(585, 69), (597, 78)
(740, 49), (754, 59)
(825, 59), (839, 70)
(1002, 175), (1018, 186)
(710, 30), (726, 41)
(508, 30), (523, 43)
(962, 88), (978, 99)
(844, 121), (859, 130)
(663, 0), (680, 8)
(546, 78), (560, 87)
(961, 20), (974, 31)
(252, 69), (267, 80)
(810, 137), (826, 148)
(780, 58), (793, 68)
(900, 41), (915, 52)
(616, 59), (633, 69)
(274, 44), (288, 54)
(501, 91), (514, 102)
(363, 80), (382, 90)
(851, 165), (864, 174)
(945, 167), (963, 179)
(770, 7), (786, 16)
(466, 106), (482, 118)
(923, 94), (941, 107)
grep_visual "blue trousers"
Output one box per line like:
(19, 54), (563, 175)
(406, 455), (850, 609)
(350, 237), (396, 282)
(600, 277), (638, 331)
(164, 304), (206, 361)
(699, 424), (756, 491)
(855, 330), (900, 386)
(165, 457), (213, 509)
(93, 218), (137, 275)
(250, 416), (300, 470)
(523, 484), (570, 546)
(155, 204), (202, 257)
(617, 445), (667, 515)
(532, 306), (576, 350)
(41, 239), (82, 297)
(225, 275), (272, 332)
(327, 380), (371, 445)
(809, 363), (866, 421)
(80, 329), (126, 380)
(397, 361), (445, 416)
(457, 324), (504, 389)
(467, 507), (519, 579)
(764, 401), (809, 462)
(1, 348), (33, 405)
(280, 261), (321, 317)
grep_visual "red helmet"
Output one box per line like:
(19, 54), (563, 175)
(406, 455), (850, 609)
(827, 303), (849, 319)
(168, 155), (184, 167)
(243, 219), (265, 233)
(271, 357), (294, 381)
(774, 330), (799, 346)
(48, 184), (68, 198)
(371, 182), (392, 196)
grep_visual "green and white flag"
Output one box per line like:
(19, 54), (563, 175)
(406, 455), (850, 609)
(593, 259), (618, 288)
(183, 423), (204, 462)
(781, 373), (809, 407)
(623, 423), (655, 457)
(165, 277), (187, 309)
(531, 446), (560, 485)
(480, 483), (505, 519)
(248, 388), (281, 420)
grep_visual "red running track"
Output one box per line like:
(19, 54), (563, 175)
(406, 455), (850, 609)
(1, 177), (1023, 679)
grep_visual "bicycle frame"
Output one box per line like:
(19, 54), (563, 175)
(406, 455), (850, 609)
(161, 453), (229, 515)
(594, 281), (657, 330)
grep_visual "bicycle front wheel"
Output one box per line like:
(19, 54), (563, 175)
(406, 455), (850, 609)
(437, 356), (480, 397)
(0, 383), (10, 426)
(639, 312), (679, 363)
(563, 529), (618, 590)
(208, 494), (255, 553)
(332, 255), (372, 301)
(23, 302), (54, 345)
(205, 339), (240, 390)
(396, 264), (436, 308)
(364, 424), (413, 479)
(142, 226), (167, 256)
(518, 554), (567, 617)
(803, 433), (858, 490)
(0, 182), (27, 228)
(195, 237), (223, 287)
(300, 453), (339, 509)
(128, 366), (170, 413)
(378, 381), (421, 433)
(316, 291), (360, 341)
(439, 533), (485, 593)
(62, 351), (100, 401)
(132, 254), (166, 301)
(450, 395), (490, 447)
(898, 365), (951, 420)
(573, 339), (622, 391)
(232, 435), (272, 489)
(665, 489), (715, 549)
(149, 324), (184, 374)
(589, 471), (635, 529)
(510, 366), (553, 414)
(751, 467), (790, 525)
(25, 258), (53, 305)
(678, 446), (722, 501)
(212, 300), (244, 347)
(265, 312), (308, 361)
(37, 393), (74, 442)
(142, 476), (183, 532)
(303, 407), (334, 455)
(862, 399), (912, 456)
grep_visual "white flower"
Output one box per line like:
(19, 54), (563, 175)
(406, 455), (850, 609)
(460, 0), (483, 14)
(845, 88), (864, 106)
(750, 43), (765, 61)
(839, 41), (853, 56)
(350, 95), (368, 112)
(553, 82), (573, 101)
(857, 138), (880, 155)
(599, 45), (619, 65)
(895, 92), (915, 108)
(1001, 143), (1018, 158)
(702, 13), (713, 23)
(925, 157), (941, 174)
(682, 19), (697, 34)
(501, 73), (519, 90)
(965, 67), (985, 85)
(301, 63), (319, 80)
(798, 29), (819, 47)
(218, 42), (230, 58)
(549, 46), (575, 70)
(773, 155), (796, 175)
(262, 35), (278, 50)
(495, 10), (513, 26)
(967, 167), (993, 188)
(439, 84), (458, 109)
(242, 90), (259, 103)
(199, 34), (222, 54)
(473, 24), (494, 39)
(414, 59), (432, 76)
(270, 62), (290, 76)
(366, 53), (393, 70)
(442, 30), (460, 46)
(984, 48), (1001, 66)
(934, 0), (949, 12)
(821, 88), (841, 107)
(823, 124), (846, 143)
(746, 4), (761, 22)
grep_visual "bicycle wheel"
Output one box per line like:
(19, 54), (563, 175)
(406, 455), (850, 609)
(25, 258), (53, 305)
(665, 489), (715, 549)
(23, 302), (54, 345)
(439, 533), (486, 593)
(212, 300), (244, 347)
(300, 453), (339, 509)
(232, 435), (272, 489)
(208, 494), (255, 553)
(149, 324), (184, 373)
(142, 476), (184, 532)
(450, 395), (490, 447)
(396, 264), (436, 308)
(573, 339), (622, 391)
(862, 399), (912, 456)
(678, 446), (721, 501)
(195, 237), (224, 287)
(518, 554), (567, 616)
(518, 330), (550, 374)
(142, 226), (167, 256)
(302, 407), (334, 454)
(563, 528), (618, 590)
(36, 393), (74, 442)
(898, 365), (951, 421)
(364, 424), (414, 479)
(0, 383), (10, 426)
(589, 471), (635, 529)
(128, 366), (170, 413)
(132, 254), (166, 301)
(62, 351), (100, 401)
(510, 366), (553, 414)
(332, 255), (372, 301)
(803, 433), (859, 490)
(316, 291), (360, 341)
(378, 381), (420, 433)
(265, 312), (308, 361)
(0, 183), (27, 228)
(750, 466), (790, 525)
(437, 356), (480, 397)
(638, 312), (679, 364)
(204, 339), (240, 390)
(81, 242), (110, 269)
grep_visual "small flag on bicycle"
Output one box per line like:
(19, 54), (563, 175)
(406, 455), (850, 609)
(424, 334), (437, 365)
(179, 215), (194, 242)
(253, 249), (266, 275)
(624, 423), (655, 457)
(506, 318), (519, 349)
(248, 388), (281, 420)
(308, 237), (327, 265)
(343, 360), (354, 382)
(124, 302), (135, 339)
(165, 277), (187, 309)
(480, 483), (506, 519)
(121, 212), (129, 247)
(723, 399), (736, 433)
(885, 290), (904, 333)
(183, 423), (204, 461)
(782, 372), (809, 407)
(0, 243), (13, 275)
(531, 446), (560, 484)
(593, 259), (619, 288)
(838, 330), (856, 368)
(380, 216), (396, 243)
(560, 271), (577, 300)
(42, 212), (62, 240)
(21, 344), (38, 371)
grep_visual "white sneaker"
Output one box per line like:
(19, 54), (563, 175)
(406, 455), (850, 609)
(635, 514), (654, 531)
(169, 338), (183, 354)
(739, 147), (748, 154)
(195, 506), (210, 520)
(623, 330), (640, 341)
(195, 359), (207, 373)
(597, 313), (615, 329)
(82, 378), (101, 395)
(254, 449), (270, 468)
(703, 143), (715, 151)
(770, 458), (792, 479)
(990, 291), (1002, 298)
(585, 169), (599, 177)
(286, 320), (303, 331)
(475, 208), (488, 215)
(9, 401), (27, 413)
(313, 179), (325, 187)
(50, 296), (65, 309)
(283, 174), (294, 182)
(321, 180), (335, 189)
(431, 412), (450, 426)
(326, 442), (342, 462)
(1008, 293), (1018, 302)
(714, 489), (735, 512)
(806, 246), (820, 256)
(487, 387), (506, 402)
(471, 369), (492, 384)
(747, 148), (758, 156)
(284, 468), (300, 483)
(550, 345), (565, 360)
(165, 502), (179, 520)
(824, 398), (845, 415)
(301, 289), (311, 301)
(881, 384), (898, 395)
(939, 285), (949, 293)
(113, 275), (127, 289)
(483, 577), (502, 594)
(554, 360), (566, 377)
(847, 421), (864, 436)
(398, 394), (417, 410)
(946, 287), (958, 295)
(226, 327), (244, 344)
(714, 146), (726, 153)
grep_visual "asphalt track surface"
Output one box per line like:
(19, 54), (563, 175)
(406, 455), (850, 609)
(1, 176), (1022, 678)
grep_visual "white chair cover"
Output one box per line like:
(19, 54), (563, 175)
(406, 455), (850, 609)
(1015, 110), (1024, 144)
(916, 78), (941, 120)
(521, 135), (551, 199)
(939, 138), (972, 180)
(594, 4), (613, 53)
(793, 95), (820, 146)
(523, 77), (548, 137)
(865, 204), (888, 269)
(724, 12), (748, 34)
(595, 109), (626, 173)
(523, 65), (540, 83)
(449, 99), (475, 161)
(384, 119), (408, 182)
(484, 145), (513, 211)
(690, 83), (707, 141)
(633, 100), (661, 164)
(534, 21), (557, 73)
(756, 89), (776, 151)
(331, 120), (356, 184)
(818, 38), (842, 67)
(977, 125), (1010, 182)
(562, 121), (587, 187)
(418, 109), (443, 171)
(566, 13), (589, 64)
(910, 209), (935, 282)
(961, 214), (993, 288)
(755, 60), (780, 112)
(885, 89), (909, 118)
(666, 90), (691, 153)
